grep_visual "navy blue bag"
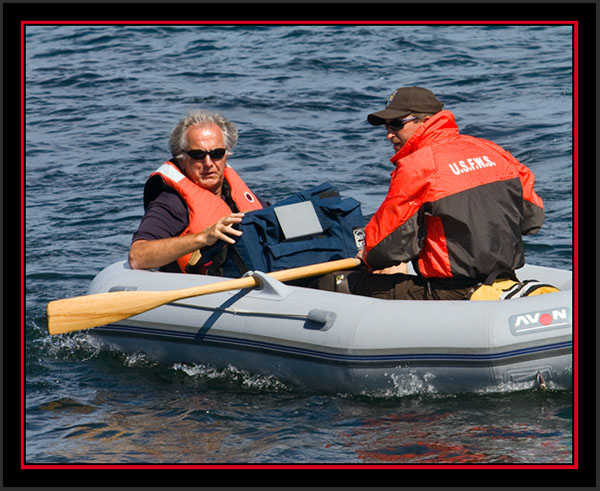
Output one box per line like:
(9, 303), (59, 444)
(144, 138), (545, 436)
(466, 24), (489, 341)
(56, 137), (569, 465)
(199, 183), (365, 278)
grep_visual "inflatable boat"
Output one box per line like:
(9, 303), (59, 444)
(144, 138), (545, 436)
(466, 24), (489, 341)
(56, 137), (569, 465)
(77, 260), (574, 395)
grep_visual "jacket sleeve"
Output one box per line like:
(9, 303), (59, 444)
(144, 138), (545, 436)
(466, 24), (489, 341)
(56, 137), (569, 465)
(518, 162), (544, 235)
(363, 160), (432, 269)
(501, 149), (544, 235)
(364, 198), (424, 270)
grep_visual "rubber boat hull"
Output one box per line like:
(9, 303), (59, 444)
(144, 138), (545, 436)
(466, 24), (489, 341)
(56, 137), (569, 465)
(86, 261), (573, 395)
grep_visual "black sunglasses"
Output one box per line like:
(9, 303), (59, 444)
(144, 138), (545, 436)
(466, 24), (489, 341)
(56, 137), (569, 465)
(386, 116), (418, 132)
(184, 148), (227, 161)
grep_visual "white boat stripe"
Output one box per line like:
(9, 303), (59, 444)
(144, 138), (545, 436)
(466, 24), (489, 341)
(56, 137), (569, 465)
(514, 322), (571, 333)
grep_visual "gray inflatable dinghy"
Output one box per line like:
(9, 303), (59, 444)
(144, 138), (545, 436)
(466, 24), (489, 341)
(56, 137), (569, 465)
(86, 260), (573, 395)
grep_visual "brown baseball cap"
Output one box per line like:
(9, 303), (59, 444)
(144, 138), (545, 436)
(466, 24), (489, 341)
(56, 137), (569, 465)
(367, 86), (444, 125)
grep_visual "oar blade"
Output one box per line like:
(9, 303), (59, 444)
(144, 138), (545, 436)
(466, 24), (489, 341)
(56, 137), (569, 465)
(46, 275), (261, 335)
(46, 290), (175, 335)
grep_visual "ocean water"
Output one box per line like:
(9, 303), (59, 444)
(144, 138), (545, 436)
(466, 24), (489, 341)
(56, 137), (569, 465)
(24, 23), (574, 466)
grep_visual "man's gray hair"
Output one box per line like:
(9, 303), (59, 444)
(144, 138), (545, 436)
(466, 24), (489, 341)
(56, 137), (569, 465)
(169, 109), (239, 159)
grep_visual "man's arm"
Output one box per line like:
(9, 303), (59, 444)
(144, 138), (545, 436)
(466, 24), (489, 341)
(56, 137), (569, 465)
(129, 213), (244, 270)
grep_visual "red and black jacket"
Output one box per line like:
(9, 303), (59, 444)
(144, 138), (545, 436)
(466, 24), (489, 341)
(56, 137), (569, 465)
(363, 110), (544, 280)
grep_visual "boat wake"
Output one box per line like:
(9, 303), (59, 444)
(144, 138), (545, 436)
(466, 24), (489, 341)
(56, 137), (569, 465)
(171, 362), (292, 393)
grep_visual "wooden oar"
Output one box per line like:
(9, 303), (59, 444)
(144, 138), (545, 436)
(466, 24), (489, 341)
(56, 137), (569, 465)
(47, 257), (361, 336)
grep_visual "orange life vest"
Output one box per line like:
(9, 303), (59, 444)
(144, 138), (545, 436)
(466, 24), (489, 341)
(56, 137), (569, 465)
(148, 161), (263, 272)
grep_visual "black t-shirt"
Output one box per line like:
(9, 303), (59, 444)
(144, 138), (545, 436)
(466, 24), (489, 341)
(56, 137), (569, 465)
(131, 188), (189, 272)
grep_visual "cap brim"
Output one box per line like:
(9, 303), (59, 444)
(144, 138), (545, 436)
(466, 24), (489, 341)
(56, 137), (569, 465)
(367, 109), (412, 126)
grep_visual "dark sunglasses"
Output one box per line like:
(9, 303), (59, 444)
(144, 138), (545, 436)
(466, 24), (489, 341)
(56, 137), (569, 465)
(184, 148), (227, 161)
(386, 116), (418, 132)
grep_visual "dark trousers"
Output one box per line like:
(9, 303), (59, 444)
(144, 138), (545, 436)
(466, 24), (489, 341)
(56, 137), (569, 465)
(314, 269), (477, 300)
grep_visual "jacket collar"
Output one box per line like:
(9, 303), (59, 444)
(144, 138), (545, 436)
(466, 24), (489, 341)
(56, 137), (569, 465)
(390, 110), (460, 164)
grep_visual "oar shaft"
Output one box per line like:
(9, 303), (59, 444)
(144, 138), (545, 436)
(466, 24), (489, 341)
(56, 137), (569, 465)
(268, 257), (360, 282)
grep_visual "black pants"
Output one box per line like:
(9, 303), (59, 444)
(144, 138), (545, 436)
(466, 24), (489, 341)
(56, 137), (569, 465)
(314, 269), (477, 300)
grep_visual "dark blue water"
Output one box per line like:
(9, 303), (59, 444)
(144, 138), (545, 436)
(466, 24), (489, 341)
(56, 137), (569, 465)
(25, 24), (573, 465)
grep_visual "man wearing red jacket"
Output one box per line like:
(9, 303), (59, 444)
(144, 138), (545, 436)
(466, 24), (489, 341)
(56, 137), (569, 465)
(317, 86), (544, 300)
